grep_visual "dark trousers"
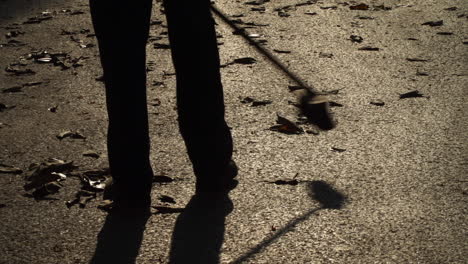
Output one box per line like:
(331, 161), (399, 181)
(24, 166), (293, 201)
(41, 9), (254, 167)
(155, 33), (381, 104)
(89, 0), (233, 192)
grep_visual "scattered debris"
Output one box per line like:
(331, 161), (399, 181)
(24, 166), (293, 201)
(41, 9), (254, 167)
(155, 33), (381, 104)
(251, 7), (266, 12)
(0, 164), (23, 174)
(159, 195), (176, 204)
(149, 98), (161, 106)
(278, 11), (290, 17)
(153, 175), (174, 184)
(350, 35), (364, 43)
(288, 85), (304, 92)
(270, 179), (299, 185)
(320, 6), (338, 10)
(70, 10), (85, 15)
(263, 174), (301, 185)
(444, 7), (457, 11)
(319, 52), (333, 58)
(24, 158), (74, 195)
(240, 96), (272, 107)
(399, 90), (426, 99)
(355, 15), (374, 20)
(350, 4), (369, 10)
(406, 58), (429, 62)
(305, 129), (319, 135)
(350, 21), (364, 28)
(23, 13), (53, 24)
(269, 113), (304, 134)
(67, 168), (111, 206)
(358, 46), (380, 51)
(96, 199), (113, 211)
(56, 130), (86, 140)
(323, 89), (342, 95)
(274, 5), (294, 13)
(150, 20), (163, 26)
(222, 57), (257, 67)
(83, 151), (100, 159)
(48, 105), (58, 112)
(81, 176), (106, 192)
(23, 81), (43, 87)
(0, 39), (26, 47)
(373, 5), (392, 11)
(26, 50), (76, 70)
(233, 57), (257, 64)
(232, 19), (269, 27)
(31, 182), (62, 199)
(73, 189), (99, 205)
(370, 100), (385, 106)
(0, 103), (16, 111)
(436, 32), (453, 35)
(95, 75), (104, 82)
(2, 86), (23, 93)
(295, 0), (316, 7)
(422, 20), (443, 27)
(4, 66), (35, 76)
(416, 70), (429, 76)
(5, 30), (24, 38)
(331, 147), (346, 152)
(329, 101), (343, 107)
(273, 49), (291, 54)
(245, 0), (270, 6)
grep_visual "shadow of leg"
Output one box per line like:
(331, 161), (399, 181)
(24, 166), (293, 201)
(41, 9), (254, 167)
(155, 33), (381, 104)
(168, 194), (234, 264)
(89, 212), (150, 264)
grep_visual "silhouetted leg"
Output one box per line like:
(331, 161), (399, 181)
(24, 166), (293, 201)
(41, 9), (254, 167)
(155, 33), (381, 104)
(89, 0), (153, 197)
(164, 0), (234, 189)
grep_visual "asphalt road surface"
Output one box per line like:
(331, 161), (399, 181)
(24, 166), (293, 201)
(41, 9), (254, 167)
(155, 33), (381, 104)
(0, 0), (467, 263)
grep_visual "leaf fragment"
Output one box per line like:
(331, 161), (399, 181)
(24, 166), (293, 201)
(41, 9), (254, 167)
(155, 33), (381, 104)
(399, 90), (425, 99)
(350, 35), (364, 43)
(0, 164), (23, 174)
(422, 20), (443, 27)
(56, 130), (86, 140)
(350, 4), (369, 10)
(269, 113), (304, 134)
(358, 46), (380, 51)
(370, 100), (385, 106)
(2, 86), (23, 93)
(83, 151), (100, 158)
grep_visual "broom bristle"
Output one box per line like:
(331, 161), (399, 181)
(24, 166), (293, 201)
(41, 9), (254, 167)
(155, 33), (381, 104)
(299, 92), (335, 130)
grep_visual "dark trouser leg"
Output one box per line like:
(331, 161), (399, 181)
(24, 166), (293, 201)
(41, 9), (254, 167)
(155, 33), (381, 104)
(164, 0), (233, 182)
(89, 0), (154, 194)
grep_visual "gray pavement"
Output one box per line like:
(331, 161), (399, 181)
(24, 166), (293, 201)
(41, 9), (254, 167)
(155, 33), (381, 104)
(0, 0), (467, 263)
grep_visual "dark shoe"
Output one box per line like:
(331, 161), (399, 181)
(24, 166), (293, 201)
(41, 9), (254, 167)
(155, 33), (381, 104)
(195, 159), (238, 194)
(102, 179), (152, 214)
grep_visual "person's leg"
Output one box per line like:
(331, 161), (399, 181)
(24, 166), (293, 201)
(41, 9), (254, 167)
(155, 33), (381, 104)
(163, 0), (235, 191)
(89, 0), (154, 199)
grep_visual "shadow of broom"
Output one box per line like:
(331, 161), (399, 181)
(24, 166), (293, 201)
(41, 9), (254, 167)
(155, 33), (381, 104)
(231, 180), (346, 264)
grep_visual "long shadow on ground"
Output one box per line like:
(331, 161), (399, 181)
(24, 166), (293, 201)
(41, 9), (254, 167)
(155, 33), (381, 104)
(89, 210), (150, 264)
(168, 193), (234, 264)
(231, 180), (346, 264)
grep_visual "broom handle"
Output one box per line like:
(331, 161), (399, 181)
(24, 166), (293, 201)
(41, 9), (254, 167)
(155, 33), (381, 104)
(211, 5), (317, 96)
